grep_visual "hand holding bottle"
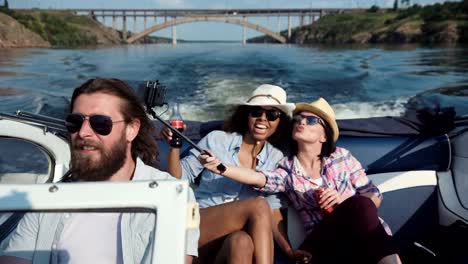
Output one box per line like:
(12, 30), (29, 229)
(159, 102), (227, 172)
(168, 102), (185, 148)
(314, 184), (342, 214)
(161, 125), (187, 143)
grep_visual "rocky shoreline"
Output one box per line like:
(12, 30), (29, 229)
(0, 12), (50, 48)
(0, 9), (172, 48)
(249, 2), (468, 45)
(287, 18), (465, 45)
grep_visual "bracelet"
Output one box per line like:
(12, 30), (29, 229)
(217, 164), (226, 175)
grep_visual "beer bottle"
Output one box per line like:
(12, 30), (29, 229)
(169, 102), (184, 148)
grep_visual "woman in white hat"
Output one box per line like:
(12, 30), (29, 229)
(200, 98), (402, 264)
(162, 84), (294, 264)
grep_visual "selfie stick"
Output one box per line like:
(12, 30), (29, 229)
(143, 81), (226, 172)
(147, 108), (202, 153)
(147, 108), (226, 172)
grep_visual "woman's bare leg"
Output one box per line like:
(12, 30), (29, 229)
(214, 231), (254, 264)
(199, 197), (273, 264)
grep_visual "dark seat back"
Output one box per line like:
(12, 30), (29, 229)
(155, 119), (451, 174)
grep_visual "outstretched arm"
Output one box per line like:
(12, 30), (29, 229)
(199, 151), (266, 188)
(167, 148), (182, 178)
(161, 127), (183, 178)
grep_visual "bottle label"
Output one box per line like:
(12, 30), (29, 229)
(170, 120), (184, 129)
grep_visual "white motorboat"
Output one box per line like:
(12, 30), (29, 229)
(0, 107), (467, 263)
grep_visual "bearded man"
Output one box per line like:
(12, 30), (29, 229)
(0, 78), (199, 264)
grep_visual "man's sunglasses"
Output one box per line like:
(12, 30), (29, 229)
(249, 107), (282, 121)
(65, 113), (125, 136)
(293, 115), (322, 126)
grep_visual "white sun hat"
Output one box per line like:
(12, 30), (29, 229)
(242, 84), (295, 117)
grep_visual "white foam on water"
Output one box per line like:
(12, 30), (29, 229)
(197, 77), (262, 104)
(0, 93), (45, 114)
(332, 97), (409, 119)
(168, 77), (268, 121)
(158, 76), (411, 122)
(166, 96), (410, 122)
(33, 95), (45, 114)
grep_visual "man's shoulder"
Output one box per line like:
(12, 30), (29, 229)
(134, 158), (172, 181)
(146, 165), (173, 180)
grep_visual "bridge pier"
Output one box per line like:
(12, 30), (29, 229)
(277, 17), (281, 33)
(90, 10), (96, 21)
(288, 15), (291, 40)
(134, 16), (137, 34)
(112, 15), (116, 30)
(172, 21), (177, 46)
(242, 16), (246, 46)
(122, 15), (127, 40)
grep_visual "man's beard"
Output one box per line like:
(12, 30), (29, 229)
(70, 134), (127, 182)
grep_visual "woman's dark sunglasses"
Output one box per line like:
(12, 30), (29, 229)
(65, 113), (125, 136)
(249, 107), (282, 121)
(293, 115), (322, 126)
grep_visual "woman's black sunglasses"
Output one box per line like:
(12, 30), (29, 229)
(249, 107), (282, 121)
(65, 113), (125, 136)
(293, 115), (322, 126)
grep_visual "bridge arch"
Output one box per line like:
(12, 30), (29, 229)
(126, 16), (287, 44)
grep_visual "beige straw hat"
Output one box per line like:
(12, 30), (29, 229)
(294, 97), (339, 142)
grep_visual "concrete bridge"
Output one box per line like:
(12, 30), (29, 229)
(68, 8), (355, 45)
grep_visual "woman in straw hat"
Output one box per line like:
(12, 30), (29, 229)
(200, 98), (402, 264)
(162, 84), (294, 264)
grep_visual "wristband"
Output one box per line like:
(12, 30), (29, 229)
(217, 164), (226, 175)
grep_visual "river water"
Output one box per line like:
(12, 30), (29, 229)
(0, 43), (467, 121)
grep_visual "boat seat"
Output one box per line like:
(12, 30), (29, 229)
(155, 122), (451, 175)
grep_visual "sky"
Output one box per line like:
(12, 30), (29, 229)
(6, 0), (458, 41)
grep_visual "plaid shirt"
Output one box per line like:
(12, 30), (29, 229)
(259, 147), (382, 234)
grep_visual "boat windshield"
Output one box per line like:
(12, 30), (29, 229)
(0, 210), (157, 263)
(0, 137), (53, 184)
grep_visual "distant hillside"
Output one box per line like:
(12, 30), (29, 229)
(0, 7), (178, 48)
(0, 12), (50, 48)
(249, 1), (468, 45)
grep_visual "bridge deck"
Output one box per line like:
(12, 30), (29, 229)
(13, 8), (369, 17)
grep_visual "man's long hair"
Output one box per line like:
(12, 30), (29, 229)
(223, 105), (291, 151)
(70, 78), (157, 164)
